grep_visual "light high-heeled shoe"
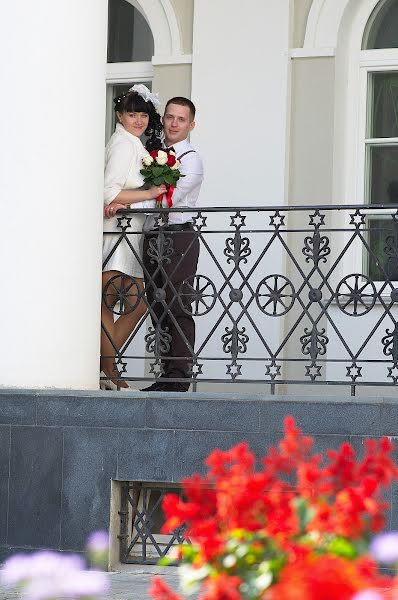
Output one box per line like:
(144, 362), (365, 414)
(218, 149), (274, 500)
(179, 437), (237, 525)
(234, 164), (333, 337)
(100, 372), (135, 391)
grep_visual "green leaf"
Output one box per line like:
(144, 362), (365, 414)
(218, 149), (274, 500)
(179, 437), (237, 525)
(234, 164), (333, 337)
(164, 173), (176, 185)
(152, 177), (164, 186)
(158, 556), (174, 566)
(293, 497), (315, 533)
(327, 537), (357, 559)
(152, 166), (164, 177)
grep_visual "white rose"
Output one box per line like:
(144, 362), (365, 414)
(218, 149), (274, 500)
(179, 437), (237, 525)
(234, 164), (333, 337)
(156, 150), (168, 165)
(170, 160), (181, 170)
(142, 155), (154, 166)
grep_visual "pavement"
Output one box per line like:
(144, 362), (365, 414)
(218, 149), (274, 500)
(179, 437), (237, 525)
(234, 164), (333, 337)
(108, 566), (180, 599)
(0, 566), (181, 600)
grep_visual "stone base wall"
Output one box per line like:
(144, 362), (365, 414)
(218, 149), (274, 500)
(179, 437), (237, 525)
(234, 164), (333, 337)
(0, 389), (396, 560)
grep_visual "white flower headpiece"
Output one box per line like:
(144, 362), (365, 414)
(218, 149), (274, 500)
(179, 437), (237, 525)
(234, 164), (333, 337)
(129, 84), (161, 112)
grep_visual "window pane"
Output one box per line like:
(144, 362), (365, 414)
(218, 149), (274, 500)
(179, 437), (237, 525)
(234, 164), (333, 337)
(367, 145), (398, 204)
(365, 0), (398, 49)
(108, 0), (154, 63)
(370, 72), (398, 138)
(368, 218), (398, 281)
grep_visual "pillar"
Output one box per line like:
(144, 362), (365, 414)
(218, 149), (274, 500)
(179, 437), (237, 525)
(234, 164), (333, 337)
(0, 0), (108, 388)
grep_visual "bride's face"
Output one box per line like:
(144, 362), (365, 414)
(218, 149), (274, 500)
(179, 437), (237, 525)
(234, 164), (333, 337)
(117, 111), (149, 137)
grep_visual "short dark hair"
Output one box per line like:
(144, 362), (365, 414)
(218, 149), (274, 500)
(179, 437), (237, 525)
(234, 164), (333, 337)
(165, 97), (196, 121)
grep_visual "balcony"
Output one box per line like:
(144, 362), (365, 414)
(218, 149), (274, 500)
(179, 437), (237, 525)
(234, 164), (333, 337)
(101, 204), (398, 396)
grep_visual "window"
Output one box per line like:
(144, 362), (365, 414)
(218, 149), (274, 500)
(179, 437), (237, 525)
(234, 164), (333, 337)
(363, 0), (398, 50)
(106, 0), (154, 142)
(361, 0), (398, 281)
(108, 0), (154, 62)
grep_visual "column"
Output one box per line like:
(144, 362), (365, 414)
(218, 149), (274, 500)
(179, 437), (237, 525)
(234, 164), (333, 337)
(0, 0), (108, 388)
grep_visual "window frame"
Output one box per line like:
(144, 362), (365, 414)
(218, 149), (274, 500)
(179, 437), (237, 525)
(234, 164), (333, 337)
(355, 57), (398, 285)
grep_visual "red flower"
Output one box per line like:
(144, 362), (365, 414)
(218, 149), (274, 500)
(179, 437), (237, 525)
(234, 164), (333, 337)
(268, 555), (389, 600)
(150, 150), (159, 158)
(167, 153), (177, 166)
(154, 417), (398, 600)
(149, 576), (183, 600)
(200, 574), (242, 600)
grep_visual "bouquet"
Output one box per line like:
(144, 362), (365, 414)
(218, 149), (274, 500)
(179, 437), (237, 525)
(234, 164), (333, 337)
(141, 149), (184, 208)
(150, 416), (398, 600)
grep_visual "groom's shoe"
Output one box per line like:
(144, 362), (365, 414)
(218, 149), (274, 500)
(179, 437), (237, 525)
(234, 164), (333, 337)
(140, 381), (168, 392)
(159, 382), (190, 392)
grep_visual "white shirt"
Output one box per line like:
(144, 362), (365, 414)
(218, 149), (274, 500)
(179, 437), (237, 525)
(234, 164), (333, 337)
(144, 138), (204, 230)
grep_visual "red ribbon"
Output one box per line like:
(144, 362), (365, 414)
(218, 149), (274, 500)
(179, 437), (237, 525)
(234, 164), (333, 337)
(155, 186), (175, 208)
(166, 185), (175, 208)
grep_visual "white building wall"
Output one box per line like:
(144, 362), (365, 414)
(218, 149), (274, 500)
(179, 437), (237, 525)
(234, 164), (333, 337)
(188, 0), (292, 387)
(191, 0), (292, 208)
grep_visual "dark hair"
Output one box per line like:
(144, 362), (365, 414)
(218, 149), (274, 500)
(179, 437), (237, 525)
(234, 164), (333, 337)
(165, 97), (196, 121)
(113, 91), (163, 151)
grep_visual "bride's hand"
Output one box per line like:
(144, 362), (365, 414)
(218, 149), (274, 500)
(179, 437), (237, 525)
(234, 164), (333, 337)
(148, 184), (167, 199)
(104, 202), (125, 218)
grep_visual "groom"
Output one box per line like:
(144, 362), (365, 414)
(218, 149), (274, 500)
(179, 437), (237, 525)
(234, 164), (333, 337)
(141, 97), (204, 392)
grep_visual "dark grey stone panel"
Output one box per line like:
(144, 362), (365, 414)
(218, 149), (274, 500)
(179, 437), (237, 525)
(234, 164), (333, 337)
(311, 434), (351, 457)
(117, 429), (175, 482)
(380, 405), (398, 436)
(61, 428), (119, 551)
(0, 427), (10, 544)
(173, 430), (279, 480)
(0, 394), (36, 425)
(8, 427), (63, 548)
(146, 398), (259, 432)
(259, 401), (382, 436)
(37, 395), (146, 429)
(389, 482), (398, 531)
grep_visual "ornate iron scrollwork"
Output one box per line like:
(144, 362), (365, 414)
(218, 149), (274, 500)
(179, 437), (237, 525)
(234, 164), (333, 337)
(335, 274), (376, 316)
(256, 275), (295, 316)
(144, 325), (172, 355)
(300, 325), (328, 363)
(224, 231), (251, 266)
(221, 324), (249, 362)
(384, 230), (398, 279)
(382, 323), (398, 362)
(146, 233), (174, 265)
(302, 231), (330, 266)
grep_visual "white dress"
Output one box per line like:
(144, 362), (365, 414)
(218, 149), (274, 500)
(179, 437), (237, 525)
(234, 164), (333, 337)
(103, 123), (149, 279)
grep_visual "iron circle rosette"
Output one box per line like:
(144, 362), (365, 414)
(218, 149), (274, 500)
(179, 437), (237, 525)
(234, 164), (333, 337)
(255, 275), (295, 316)
(102, 274), (142, 315)
(335, 274), (377, 316)
(178, 275), (217, 316)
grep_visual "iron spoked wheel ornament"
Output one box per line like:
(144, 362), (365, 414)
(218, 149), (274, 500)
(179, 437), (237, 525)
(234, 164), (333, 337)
(256, 275), (295, 316)
(178, 275), (217, 316)
(335, 274), (376, 316)
(103, 274), (143, 315)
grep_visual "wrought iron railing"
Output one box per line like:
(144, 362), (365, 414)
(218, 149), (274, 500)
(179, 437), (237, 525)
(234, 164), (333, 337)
(101, 205), (398, 395)
(119, 482), (187, 564)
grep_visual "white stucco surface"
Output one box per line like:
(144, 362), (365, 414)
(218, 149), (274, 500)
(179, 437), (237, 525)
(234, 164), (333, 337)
(0, 0), (107, 388)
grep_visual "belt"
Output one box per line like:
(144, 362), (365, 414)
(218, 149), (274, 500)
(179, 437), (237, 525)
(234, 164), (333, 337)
(149, 222), (194, 232)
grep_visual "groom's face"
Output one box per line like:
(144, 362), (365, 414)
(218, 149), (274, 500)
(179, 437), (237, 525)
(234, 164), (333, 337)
(163, 103), (195, 145)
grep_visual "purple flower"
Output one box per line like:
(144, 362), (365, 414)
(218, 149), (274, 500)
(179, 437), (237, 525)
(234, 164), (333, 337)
(0, 550), (109, 599)
(23, 569), (110, 600)
(369, 531), (398, 564)
(352, 591), (385, 600)
(86, 531), (109, 554)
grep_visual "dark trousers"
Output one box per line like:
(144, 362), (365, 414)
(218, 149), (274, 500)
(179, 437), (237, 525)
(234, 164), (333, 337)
(143, 228), (200, 381)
